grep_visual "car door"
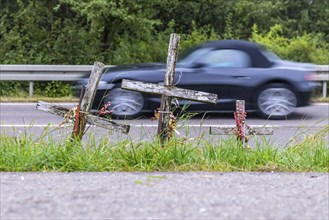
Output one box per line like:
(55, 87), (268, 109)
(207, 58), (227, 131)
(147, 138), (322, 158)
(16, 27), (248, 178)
(177, 49), (254, 111)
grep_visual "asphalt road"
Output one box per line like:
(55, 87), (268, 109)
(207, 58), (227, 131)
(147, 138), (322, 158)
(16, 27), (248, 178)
(1, 104), (328, 219)
(0, 102), (328, 146)
(1, 102), (328, 126)
(1, 172), (328, 220)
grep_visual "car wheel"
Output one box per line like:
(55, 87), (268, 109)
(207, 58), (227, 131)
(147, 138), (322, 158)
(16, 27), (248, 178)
(256, 84), (297, 119)
(104, 87), (144, 119)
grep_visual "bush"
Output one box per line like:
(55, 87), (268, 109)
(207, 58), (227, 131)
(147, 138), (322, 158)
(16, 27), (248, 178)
(251, 24), (329, 64)
(39, 81), (73, 98)
(2, 23), (328, 98)
(0, 81), (29, 96)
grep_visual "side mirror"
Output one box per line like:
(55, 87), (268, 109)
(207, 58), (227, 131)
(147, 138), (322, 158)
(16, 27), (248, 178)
(191, 62), (206, 68)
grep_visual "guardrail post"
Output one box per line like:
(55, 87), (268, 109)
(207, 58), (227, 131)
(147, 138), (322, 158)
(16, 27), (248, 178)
(29, 81), (34, 97)
(323, 82), (327, 98)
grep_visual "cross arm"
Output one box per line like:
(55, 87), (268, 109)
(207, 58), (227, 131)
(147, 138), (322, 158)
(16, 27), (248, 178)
(209, 125), (274, 135)
(121, 79), (217, 104)
(36, 101), (130, 134)
(85, 114), (130, 134)
(36, 101), (68, 117)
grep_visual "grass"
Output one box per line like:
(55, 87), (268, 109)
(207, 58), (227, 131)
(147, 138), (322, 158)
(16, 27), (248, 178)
(0, 94), (327, 103)
(0, 125), (328, 172)
(0, 95), (328, 172)
(314, 96), (329, 103)
(0, 95), (79, 103)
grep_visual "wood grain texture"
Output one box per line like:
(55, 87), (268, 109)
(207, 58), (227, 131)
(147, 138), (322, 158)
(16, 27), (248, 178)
(121, 79), (217, 104)
(36, 101), (130, 134)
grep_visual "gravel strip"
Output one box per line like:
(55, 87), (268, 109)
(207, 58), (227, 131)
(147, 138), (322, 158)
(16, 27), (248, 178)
(1, 172), (328, 220)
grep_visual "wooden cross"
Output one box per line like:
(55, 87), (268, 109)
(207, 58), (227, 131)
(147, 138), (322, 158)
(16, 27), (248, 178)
(209, 100), (273, 148)
(121, 33), (217, 144)
(36, 62), (130, 141)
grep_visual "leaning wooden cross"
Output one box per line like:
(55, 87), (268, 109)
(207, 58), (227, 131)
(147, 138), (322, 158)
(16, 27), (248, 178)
(121, 33), (217, 144)
(210, 100), (274, 148)
(36, 62), (130, 140)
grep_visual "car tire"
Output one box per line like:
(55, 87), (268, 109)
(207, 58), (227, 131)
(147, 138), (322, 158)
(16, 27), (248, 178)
(256, 83), (297, 119)
(104, 87), (144, 119)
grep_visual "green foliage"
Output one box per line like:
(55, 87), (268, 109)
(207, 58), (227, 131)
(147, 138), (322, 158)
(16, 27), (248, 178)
(40, 81), (72, 97)
(0, 126), (328, 172)
(0, 81), (73, 98)
(109, 29), (169, 64)
(0, 81), (29, 96)
(1, 0), (328, 65)
(0, 0), (328, 97)
(180, 21), (219, 52)
(251, 24), (329, 64)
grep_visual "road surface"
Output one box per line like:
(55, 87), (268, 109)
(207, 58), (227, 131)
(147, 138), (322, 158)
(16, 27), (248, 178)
(0, 102), (328, 146)
(1, 172), (328, 220)
(1, 104), (328, 219)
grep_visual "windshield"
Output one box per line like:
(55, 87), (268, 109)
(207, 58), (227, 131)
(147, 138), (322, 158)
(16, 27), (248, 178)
(178, 47), (211, 65)
(260, 50), (281, 62)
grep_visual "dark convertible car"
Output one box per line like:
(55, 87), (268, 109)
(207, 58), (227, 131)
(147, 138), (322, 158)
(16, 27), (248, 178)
(79, 40), (317, 119)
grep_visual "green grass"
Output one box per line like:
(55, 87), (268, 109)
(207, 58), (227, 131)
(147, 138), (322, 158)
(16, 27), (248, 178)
(314, 96), (329, 103)
(0, 95), (79, 103)
(1, 126), (328, 172)
(0, 94), (327, 103)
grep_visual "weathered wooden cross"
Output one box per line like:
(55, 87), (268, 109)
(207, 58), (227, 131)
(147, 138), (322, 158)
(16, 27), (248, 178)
(209, 100), (274, 148)
(121, 33), (217, 144)
(36, 62), (130, 141)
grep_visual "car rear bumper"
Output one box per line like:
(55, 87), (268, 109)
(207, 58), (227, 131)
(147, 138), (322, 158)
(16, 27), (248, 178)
(297, 91), (314, 106)
(295, 81), (317, 106)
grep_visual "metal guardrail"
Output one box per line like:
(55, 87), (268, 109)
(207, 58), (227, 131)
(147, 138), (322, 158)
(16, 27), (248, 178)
(0, 65), (94, 81)
(0, 65), (111, 96)
(0, 64), (328, 97)
(314, 65), (329, 97)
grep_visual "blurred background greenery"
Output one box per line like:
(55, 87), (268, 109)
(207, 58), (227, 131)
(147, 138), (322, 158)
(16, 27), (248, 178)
(1, 0), (328, 97)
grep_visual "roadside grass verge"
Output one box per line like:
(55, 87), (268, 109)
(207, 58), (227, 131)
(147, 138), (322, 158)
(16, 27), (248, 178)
(1, 126), (328, 172)
(314, 96), (329, 103)
(0, 96), (79, 103)
(0, 94), (327, 103)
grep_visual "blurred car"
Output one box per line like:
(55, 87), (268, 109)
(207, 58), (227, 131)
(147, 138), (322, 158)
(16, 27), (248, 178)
(78, 39), (317, 119)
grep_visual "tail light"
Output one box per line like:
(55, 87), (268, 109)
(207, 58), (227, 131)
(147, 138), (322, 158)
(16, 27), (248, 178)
(304, 72), (317, 81)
